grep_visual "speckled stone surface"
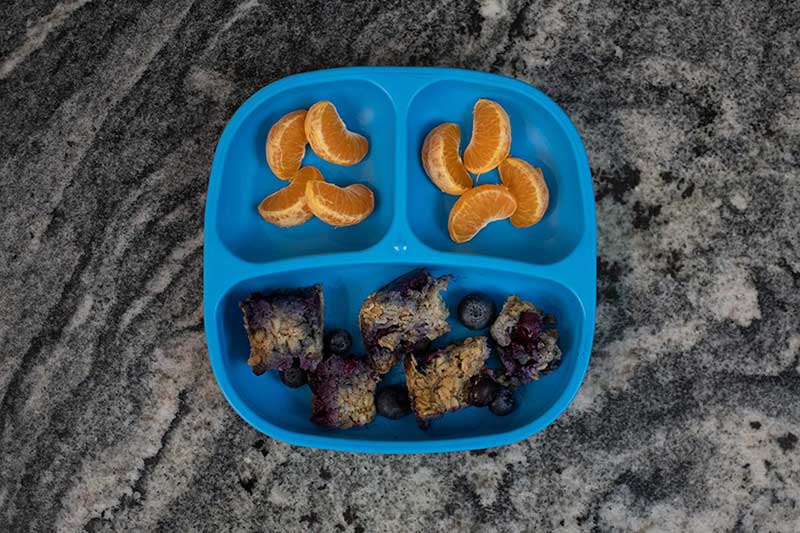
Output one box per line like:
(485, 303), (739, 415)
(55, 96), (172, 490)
(1, 1), (798, 531)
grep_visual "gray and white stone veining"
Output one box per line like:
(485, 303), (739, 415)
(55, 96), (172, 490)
(1, 0), (798, 531)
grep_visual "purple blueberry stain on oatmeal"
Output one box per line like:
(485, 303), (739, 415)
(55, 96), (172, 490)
(490, 295), (562, 386)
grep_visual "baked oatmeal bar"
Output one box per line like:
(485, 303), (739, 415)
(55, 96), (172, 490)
(403, 336), (491, 427)
(239, 285), (324, 375)
(359, 268), (451, 374)
(309, 355), (379, 429)
(490, 295), (561, 385)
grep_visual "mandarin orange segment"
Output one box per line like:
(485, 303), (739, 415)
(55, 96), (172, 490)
(463, 99), (511, 174)
(304, 101), (368, 166)
(447, 184), (517, 243)
(421, 123), (472, 195)
(266, 109), (308, 180)
(258, 166), (324, 227)
(498, 157), (549, 228)
(305, 181), (374, 227)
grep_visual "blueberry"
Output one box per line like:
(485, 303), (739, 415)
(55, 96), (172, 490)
(375, 385), (411, 419)
(467, 375), (499, 407)
(489, 387), (516, 416)
(457, 293), (496, 330)
(280, 367), (307, 388)
(511, 311), (543, 344)
(410, 336), (432, 354)
(326, 329), (352, 355)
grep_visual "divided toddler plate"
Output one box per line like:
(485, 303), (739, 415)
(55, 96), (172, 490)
(204, 67), (596, 453)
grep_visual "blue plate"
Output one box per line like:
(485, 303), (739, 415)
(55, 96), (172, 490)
(204, 67), (596, 453)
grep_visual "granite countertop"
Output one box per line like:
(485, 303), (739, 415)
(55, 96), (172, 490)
(1, 1), (798, 531)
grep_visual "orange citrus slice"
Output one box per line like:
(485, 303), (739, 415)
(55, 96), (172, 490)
(305, 181), (374, 227)
(498, 157), (549, 228)
(266, 109), (308, 180)
(447, 184), (517, 243)
(421, 123), (472, 195)
(304, 101), (368, 166)
(463, 99), (511, 174)
(258, 166), (324, 227)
